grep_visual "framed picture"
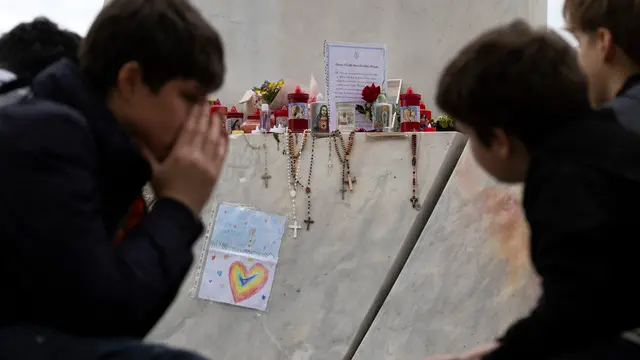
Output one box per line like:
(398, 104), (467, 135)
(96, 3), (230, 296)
(386, 79), (402, 104)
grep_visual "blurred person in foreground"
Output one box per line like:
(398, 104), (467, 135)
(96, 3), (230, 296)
(426, 19), (640, 360)
(0, 0), (227, 358)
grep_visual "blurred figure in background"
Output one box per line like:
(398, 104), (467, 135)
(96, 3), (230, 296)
(0, 17), (81, 106)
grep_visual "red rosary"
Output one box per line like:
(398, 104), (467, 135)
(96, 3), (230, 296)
(410, 133), (420, 210)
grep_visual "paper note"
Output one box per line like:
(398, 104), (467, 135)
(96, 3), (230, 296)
(199, 251), (277, 311)
(325, 42), (387, 130)
(210, 203), (286, 260)
(197, 204), (287, 311)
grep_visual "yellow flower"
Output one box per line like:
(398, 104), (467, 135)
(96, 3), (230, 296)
(269, 83), (274, 88)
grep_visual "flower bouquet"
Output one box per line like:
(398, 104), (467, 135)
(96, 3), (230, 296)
(252, 79), (284, 106)
(434, 114), (454, 131)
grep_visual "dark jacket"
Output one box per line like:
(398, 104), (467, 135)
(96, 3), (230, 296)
(0, 68), (28, 107)
(483, 108), (640, 359)
(0, 59), (203, 339)
(609, 73), (640, 135)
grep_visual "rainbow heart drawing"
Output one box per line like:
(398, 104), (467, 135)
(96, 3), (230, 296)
(229, 262), (268, 303)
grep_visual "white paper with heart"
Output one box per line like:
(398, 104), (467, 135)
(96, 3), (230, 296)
(199, 250), (277, 311)
(195, 203), (286, 311)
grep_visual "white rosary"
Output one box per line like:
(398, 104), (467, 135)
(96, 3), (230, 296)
(286, 133), (302, 238)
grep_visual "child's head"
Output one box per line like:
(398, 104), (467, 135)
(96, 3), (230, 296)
(80, 0), (226, 161)
(0, 17), (81, 79)
(564, 0), (640, 107)
(436, 20), (589, 183)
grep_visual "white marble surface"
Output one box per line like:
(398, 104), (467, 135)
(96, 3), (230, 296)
(194, 0), (546, 107)
(353, 145), (539, 360)
(148, 132), (464, 360)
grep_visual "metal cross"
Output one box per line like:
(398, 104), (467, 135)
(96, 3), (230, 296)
(304, 217), (315, 231)
(261, 172), (272, 188)
(289, 221), (301, 238)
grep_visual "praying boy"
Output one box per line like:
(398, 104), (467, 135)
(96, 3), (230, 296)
(427, 20), (640, 360)
(0, 0), (227, 358)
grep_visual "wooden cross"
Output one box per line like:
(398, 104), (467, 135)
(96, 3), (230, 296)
(304, 217), (315, 231)
(261, 172), (271, 188)
(344, 176), (356, 191)
(289, 221), (301, 238)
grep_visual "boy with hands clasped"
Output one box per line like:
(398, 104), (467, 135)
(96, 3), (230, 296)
(144, 105), (229, 219)
(425, 19), (640, 360)
(0, 0), (228, 358)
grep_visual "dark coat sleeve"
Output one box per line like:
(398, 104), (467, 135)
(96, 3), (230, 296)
(483, 166), (635, 359)
(0, 104), (203, 338)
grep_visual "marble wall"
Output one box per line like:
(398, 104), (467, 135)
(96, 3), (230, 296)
(353, 146), (538, 359)
(94, 1), (550, 358)
(148, 132), (466, 360)
(193, 0), (547, 113)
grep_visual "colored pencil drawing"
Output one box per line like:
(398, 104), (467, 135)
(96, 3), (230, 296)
(197, 203), (285, 311)
(229, 261), (269, 303)
(199, 251), (276, 311)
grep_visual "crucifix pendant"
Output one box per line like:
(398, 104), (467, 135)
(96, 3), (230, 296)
(304, 217), (314, 231)
(261, 172), (271, 188)
(410, 196), (420, 210)
(289, 221), (301, 238)
(344, 176), (356, 191)
(340, 186), (347, 200)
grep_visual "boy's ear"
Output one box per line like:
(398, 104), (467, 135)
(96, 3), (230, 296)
(594, 27), (616, 63)
(491, 128), (511, 160)
(116, 61), (143, 100)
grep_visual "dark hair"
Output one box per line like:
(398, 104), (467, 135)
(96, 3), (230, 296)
(80, 0), (225, 95)
(564, 0), (640, 65)
(435, 19), (589, 147)
(0, 17), (81, 78)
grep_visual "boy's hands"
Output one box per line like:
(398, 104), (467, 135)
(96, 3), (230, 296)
(143, 104), (229, 216)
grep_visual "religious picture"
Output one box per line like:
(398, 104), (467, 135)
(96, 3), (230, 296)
(292, 105), (303, 118)
(314, 104), (329, 132)
(288, 102), (308, 119)
(339, 111), (348, 126)
(420, 112), (429, 130)
(373, 104), (393, 131)
(338, 111), (355, 127)
(403, 108), (413, 121)
(401, 106), (419, 122)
